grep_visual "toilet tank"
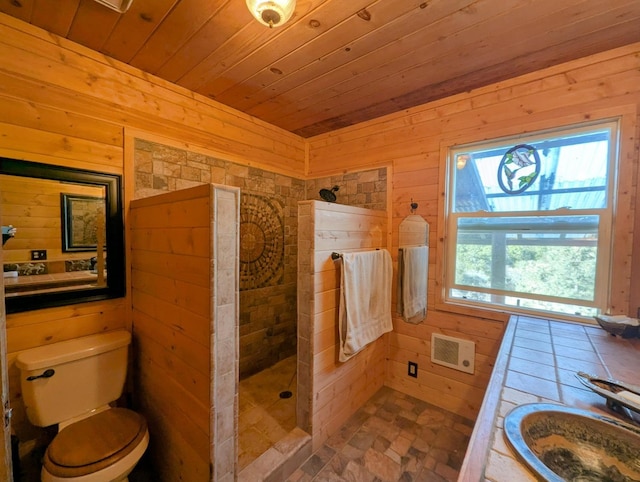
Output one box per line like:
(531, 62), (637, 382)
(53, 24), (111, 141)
(15, 330), (131, 427)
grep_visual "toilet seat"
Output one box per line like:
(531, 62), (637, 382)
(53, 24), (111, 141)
(44, 408), (147, 478)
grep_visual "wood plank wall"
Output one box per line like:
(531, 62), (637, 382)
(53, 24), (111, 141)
(2, 63), (129, 446)
(0, 13), (305, 177)
(130, 185), (210, 481)
(306, 42), (640, 421)
(298, 201), (388, 450)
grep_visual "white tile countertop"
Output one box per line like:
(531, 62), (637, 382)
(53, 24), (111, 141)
(458, 315), (640, 481)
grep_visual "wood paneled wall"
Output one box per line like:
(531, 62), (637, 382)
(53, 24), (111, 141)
(1, 16), (130, 443)
(130, 186), (212, 481)
(306, 42), (640, 420)
(130, 184), (239, 482)
(1, 23), (129, 443)
(298, 200), (388, 450)
(0, 14), (305, 177)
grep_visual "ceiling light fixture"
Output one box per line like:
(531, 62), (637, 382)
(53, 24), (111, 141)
(93, 0), (133, 13)
(246, 0), (296, 28)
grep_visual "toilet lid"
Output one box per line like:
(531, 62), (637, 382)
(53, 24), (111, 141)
(47, 408), (145, 469)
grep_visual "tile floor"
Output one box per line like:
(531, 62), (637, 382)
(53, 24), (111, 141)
(287, 386), (474, 482)
(239, 355), (298, 470)
(22, 356), (472, 482)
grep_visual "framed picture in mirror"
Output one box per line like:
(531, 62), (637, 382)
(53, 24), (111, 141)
(61, 194), (106, 252)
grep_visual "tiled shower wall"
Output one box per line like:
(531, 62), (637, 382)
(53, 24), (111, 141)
(133, 139), (386, 379)
(306, 170), (387, 211)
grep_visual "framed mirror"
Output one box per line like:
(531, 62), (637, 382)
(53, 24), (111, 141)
(0, 157), (125, 313)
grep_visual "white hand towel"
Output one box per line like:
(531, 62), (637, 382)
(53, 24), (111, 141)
(398, 246), (428, 323)
(339, 249), (393, 362)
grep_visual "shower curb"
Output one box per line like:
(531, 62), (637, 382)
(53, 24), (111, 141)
(238, 427), (311, 482)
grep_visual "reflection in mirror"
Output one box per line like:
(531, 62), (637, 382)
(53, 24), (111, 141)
(61, 193), (106, 252)
(0, 158), (124, 313)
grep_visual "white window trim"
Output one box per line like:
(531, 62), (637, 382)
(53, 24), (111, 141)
(440, 119), (620, 323)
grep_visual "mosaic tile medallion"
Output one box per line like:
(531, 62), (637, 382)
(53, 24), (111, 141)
(240, 193), (284, 290)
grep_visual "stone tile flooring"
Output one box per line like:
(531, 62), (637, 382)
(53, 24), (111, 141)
(287, 386), (474, 482)
(239, 355), (298, 470)
(21, 358), (472, 482)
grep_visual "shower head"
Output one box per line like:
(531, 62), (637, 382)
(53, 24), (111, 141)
(319, 185), (339, 203)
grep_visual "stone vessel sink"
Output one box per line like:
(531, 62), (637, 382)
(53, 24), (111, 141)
(504, 403), (640, 481)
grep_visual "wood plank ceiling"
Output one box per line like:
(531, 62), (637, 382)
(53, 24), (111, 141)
(2, 0), (640, 137)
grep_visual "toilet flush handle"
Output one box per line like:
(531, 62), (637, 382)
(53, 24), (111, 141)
(26, 369), (55, 381)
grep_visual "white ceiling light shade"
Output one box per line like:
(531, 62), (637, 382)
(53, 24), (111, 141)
(93, 0), (134, 13)
(246, 0), (296, 28)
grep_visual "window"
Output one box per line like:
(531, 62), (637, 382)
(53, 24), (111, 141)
(445, 120), (618, 319)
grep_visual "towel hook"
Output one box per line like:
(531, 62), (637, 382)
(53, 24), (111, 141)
(410, 198), (418, 214)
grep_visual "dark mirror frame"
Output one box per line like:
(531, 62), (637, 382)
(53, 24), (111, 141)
(0, 157), (125, 313)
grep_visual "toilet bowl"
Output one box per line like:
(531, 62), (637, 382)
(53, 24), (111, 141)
(15, 331), (149, 482)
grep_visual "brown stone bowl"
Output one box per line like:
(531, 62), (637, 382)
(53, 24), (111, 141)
(504, 403), (640, 481)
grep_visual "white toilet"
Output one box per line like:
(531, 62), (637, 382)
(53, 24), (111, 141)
(16, 330), (149, 482)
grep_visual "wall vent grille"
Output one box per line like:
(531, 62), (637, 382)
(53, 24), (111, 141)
(431, 334), (475, 374)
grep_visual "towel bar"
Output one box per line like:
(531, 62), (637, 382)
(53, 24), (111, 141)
(331, 249), (380, 260)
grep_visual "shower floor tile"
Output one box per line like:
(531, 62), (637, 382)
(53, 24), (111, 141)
(238, 355), (298, 471)
(287, 386), (474, 482)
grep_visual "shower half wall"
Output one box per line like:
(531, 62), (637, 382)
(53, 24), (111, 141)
(297, 201), (389, 449)
(134, 139), (304, 379)
(130, 183), (239, 481)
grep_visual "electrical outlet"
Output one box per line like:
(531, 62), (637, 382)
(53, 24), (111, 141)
(31, 249), (47, 260)
(408, 361), (418, 378)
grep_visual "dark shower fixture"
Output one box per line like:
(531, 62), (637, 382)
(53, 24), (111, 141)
(319, 185), (339, 202)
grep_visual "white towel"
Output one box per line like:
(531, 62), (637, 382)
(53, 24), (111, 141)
(338, 249), (393, 362)
(397, 246), (428, 324)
